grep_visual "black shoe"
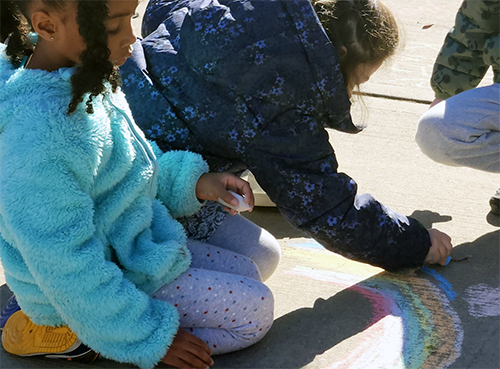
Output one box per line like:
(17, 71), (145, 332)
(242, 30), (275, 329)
(490, 189), (500, 215)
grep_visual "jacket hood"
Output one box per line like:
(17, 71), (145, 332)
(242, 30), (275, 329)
(139, 0), (362, 133)
(0, 45), (76, 115)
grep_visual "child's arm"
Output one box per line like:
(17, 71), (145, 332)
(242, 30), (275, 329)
(154, 148), (209, 218)
(430, 0), (500, 99)
(151, 140), (254, 217)
(161, 329), (214, 368)
(425, 229), (453, 266)
(195, 171), (254, 215)
(0, 121), (182, 369)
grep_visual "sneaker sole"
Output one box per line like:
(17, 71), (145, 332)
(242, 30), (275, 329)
(46, 348), (100, 363)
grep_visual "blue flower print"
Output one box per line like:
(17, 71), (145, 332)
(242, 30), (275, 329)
(205, 62), (216, 71)
(254, 53), (264, 65)
(301, 195), (312, 207)
(326, 229), (338, 239)
(120, 0), (430, 273)
(270, 87), (283, 96)
(304, 182), (315, 192)
(255, 40), (266, 49)
(176, 128), (189, 139)
(244, 129), (256, 139)
(183, 106), (196, 118)
(320, 162), (332, 172)
(229, 129), (239, 140)
(327, 216), (338, 226)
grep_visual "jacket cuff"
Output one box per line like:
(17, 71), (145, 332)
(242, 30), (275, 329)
(97, 299), (180, 369)
(156, 150), (209, 218)
(434, 92), (451, 100)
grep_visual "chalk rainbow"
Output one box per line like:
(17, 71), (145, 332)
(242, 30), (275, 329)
(284, 245), (463, 369)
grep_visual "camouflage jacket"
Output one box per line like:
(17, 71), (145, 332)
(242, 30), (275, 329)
(431, 0), (500, 99)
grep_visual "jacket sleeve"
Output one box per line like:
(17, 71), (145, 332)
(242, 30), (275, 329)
(122, 0), (431, 272)
(115, 88), (209, 219)
(243, 109), (431, 273)
(431, 0), (500, 99)
(154, 148), (209, 218)
(0, 114), (178, 369)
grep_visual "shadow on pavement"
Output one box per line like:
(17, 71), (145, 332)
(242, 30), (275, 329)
(212, 286), (375, 368)
(486, 211), (500, 227)
(0, 230), (498, 369)
(242, 207), (303, 239)
(409, 209), (453, 229)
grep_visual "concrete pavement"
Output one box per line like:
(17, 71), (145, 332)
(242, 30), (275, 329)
(1, 0), (499, 368)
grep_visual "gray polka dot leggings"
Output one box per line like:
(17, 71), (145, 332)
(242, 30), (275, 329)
(152, 238), (275, 354)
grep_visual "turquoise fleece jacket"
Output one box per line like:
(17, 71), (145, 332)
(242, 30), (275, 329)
(0, 44), (208, 368)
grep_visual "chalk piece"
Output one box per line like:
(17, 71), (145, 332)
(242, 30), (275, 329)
(445, 256), (452, 266)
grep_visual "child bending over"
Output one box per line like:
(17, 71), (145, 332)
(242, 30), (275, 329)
(0, 1), (276, 368)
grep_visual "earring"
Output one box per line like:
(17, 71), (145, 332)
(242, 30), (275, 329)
(50, 36), (54, 40)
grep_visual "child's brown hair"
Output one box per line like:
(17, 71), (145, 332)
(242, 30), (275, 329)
(313, 0), (399, 90)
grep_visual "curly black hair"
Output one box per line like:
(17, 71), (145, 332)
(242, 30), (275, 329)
(0, 0), (9, 43)
(1, 0), (37, 65)
(1, 0), (121, 114)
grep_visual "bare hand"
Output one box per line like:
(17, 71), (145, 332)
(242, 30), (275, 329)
(429, 98), (444, 108)
(161, 329), (214, 369)
(424, 229), (453, 266)
(196, 172), (254, 215)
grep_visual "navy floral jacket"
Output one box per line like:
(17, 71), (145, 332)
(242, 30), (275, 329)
(120, 0), (431, 272)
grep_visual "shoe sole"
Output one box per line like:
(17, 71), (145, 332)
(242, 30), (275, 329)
(46, 348), (100, 363)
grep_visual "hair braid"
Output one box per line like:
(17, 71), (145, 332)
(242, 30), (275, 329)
(68, 0), (121, 114)
(1, 0), (35, 66)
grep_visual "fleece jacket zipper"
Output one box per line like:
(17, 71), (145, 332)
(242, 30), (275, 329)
(111, 102), (159, 199)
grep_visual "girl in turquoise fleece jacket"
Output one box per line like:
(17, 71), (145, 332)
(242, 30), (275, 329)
(0, 1), (274, 368)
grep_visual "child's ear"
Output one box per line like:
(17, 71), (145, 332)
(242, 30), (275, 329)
(31, 10), (58, 41)
(339, 45), (348, 58)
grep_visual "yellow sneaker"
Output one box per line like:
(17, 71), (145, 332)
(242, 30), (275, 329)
(2, 310), (98, 362)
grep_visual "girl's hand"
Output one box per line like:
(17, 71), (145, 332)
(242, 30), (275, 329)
(424, 229), (453, 266)
(196, 172), (254, 215)
(161, 329), (214, 369)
